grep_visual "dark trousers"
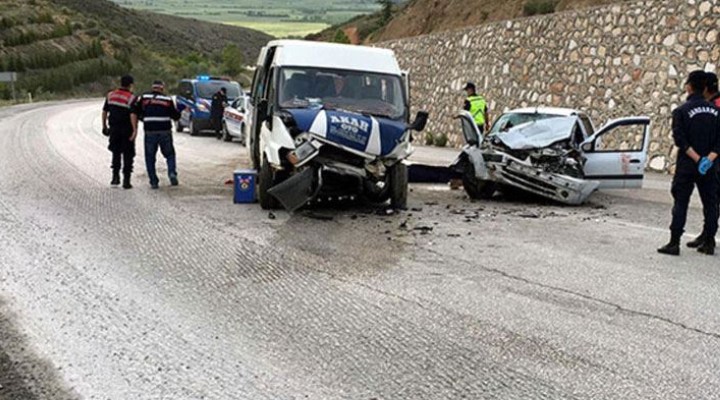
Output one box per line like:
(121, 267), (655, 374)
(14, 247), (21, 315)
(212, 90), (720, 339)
(212, 114), (223, 135)
(144, 131), (177, 185)
(670, 167), (719, 238)
(111, 150), (134, 175)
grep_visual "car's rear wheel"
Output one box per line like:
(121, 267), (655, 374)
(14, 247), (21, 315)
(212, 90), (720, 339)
(462, 163), (496, 200)
(389, 162), (408, 209)
(240, 123), (247, 146)
(222, 122), (232, 142)
(258, 156), (281, 210)
(189, 119), (200, 136)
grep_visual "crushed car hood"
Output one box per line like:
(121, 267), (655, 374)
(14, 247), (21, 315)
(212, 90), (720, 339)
(492, 116), (578, 150)
(286, 108), (408, 157)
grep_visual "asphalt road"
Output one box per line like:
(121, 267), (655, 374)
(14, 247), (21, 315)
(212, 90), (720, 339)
(1, 100), (719, 400)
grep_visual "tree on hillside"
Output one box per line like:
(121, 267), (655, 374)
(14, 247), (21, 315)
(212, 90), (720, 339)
(332, 29), (351, 44)
(221, 44), (244, 78)
(377, 0), (393, 26)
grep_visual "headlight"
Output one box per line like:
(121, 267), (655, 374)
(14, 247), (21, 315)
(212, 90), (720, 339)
(196, 103), (209, 112)
(287, 140), (320, 166)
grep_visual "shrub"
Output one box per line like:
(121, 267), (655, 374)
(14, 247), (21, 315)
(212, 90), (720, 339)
(523, 0), (559, 16)
(434, 133), (449, 147)
(0, 16), (18, 29)
(332, 29), (351, 44)
(424, 131), (435, 146)
(18, 57), (127, 95)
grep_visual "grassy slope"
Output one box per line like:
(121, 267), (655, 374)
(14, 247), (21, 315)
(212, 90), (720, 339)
(52, 0), (271, 60)
(310, 0), (628, 43)
(107, 0), (379, 37)
(0, 0), (272, 100)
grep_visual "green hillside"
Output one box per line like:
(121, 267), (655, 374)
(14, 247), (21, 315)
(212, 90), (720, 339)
(0, 0), (272, 101)
(108, 0), (382, 38)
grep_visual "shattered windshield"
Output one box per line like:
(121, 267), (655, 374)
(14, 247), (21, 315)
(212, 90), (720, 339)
(278, 67), (406, 120)
(490, 113), (564, 134)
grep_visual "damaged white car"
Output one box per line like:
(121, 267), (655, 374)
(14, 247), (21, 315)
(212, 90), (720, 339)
(452, 108), (651, 205)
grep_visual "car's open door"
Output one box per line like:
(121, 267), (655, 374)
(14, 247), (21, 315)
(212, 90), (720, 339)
(581, 117), (651, 189)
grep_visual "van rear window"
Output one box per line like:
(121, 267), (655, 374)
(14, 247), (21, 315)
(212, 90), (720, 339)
(197, 81), (242, 99)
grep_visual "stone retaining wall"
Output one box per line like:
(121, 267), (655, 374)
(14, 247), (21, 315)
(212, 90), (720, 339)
(380, 0), (720, 172)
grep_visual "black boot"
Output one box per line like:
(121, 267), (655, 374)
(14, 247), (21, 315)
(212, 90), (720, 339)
(658, 232), (681, 256)
(111, 169), (120, 186)
(687, 232), (706, 248)
(122, 173), (133, 189)
(698, 238), (716, 255)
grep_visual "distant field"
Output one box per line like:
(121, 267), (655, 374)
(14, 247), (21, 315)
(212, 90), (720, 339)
(224, 21), (330, 38)
(110, 0), (379, 37)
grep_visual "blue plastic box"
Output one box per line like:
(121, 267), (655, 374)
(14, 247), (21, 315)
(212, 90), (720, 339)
(233, 169), (257, 204)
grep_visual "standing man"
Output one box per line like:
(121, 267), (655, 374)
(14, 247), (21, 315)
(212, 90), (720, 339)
(705, 72), (720, 107)
(658, 71), (720, 256)
(212, 87), (228, 139)
(134, 80), (183, 189)
(687, 71), (720, 249)
(463, 82), (490, 133)
(102, 75), (137, 189)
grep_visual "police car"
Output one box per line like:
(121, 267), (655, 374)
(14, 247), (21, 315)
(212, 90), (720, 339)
(175, 76), (243, 136)
(221, 95), (248, 144)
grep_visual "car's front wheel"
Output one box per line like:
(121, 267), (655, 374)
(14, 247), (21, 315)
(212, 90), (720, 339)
(258, 156), (281, 210)
(250, 132), (261, 170)
(389, 162), (408, 209)
(462, 163), (497, 200)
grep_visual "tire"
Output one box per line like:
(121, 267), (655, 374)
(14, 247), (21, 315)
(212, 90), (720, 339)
(362, 177), (390, 204)
(250, 133), (261, 170)
(189, 119), (200, 136)
(240, 124), (247, 146)
(462, 162), (497, 200)
(258, 156), (281, 210)
(389, 162), (408, 209)
(222, 123), (232, 142)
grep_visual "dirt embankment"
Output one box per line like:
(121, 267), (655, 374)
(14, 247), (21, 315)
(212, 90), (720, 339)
(310, 0), (630, 43)
(375, 0), (631, 41)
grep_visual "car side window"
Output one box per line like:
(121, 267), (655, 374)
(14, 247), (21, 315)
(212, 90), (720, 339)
(266, 68), (277, 111)
(579, 115), (595, 137)
(593, 124), (646, 152)
(251, 69), (264, 105)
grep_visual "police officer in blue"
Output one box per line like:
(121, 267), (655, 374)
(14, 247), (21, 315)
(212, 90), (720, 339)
(658, 70), (720, 256)
(133, 80), (185, 189)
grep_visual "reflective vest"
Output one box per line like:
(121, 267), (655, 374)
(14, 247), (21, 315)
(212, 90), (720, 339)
(468, 95), (487, 126)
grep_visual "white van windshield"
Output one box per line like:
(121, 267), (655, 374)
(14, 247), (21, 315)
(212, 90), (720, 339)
(278, 67), (406, 120)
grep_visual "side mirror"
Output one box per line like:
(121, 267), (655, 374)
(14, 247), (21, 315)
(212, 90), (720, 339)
(408, 111), (429, 132)
(582, 142), (593, 152)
